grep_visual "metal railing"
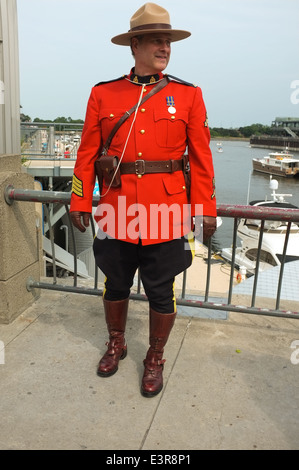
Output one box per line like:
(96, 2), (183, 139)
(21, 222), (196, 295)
(4, 185), (299, 320)
(21, 122), (84, 159)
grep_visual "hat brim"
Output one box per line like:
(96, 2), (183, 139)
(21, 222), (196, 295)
(111, 29), (191, 46)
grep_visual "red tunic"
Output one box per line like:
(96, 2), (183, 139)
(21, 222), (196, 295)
(70, 72), (216, 245)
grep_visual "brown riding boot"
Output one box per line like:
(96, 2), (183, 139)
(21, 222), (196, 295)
(141, 308), (176, 397)
(97, 298), (129, 377)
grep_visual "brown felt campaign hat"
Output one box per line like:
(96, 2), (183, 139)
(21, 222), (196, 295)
(111, 3), (191, 46)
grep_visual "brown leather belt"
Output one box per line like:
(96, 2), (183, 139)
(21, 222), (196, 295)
(120, 158), (184, 176)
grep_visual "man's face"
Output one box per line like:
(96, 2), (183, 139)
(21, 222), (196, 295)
(132, 33), (171, 76)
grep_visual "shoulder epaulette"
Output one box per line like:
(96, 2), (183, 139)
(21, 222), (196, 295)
(165, 74), (197, 87)
(94, 75), (126, 87)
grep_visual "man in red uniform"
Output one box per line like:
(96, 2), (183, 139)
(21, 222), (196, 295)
(70, 3), (217, 397)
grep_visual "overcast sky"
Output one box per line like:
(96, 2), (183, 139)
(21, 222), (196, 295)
(16, 0), (299, 128)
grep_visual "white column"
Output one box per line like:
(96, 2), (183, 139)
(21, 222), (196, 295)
(0, 0), (20, 155)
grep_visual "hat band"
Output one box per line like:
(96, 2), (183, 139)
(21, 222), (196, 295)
(130, 23), (172, 33)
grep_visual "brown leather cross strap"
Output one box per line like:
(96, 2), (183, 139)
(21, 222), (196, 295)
(120, 158), (184, 176)
(101, 76), (170, 156)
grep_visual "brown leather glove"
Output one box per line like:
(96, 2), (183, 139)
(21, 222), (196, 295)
(70, 211), (91, 233)
(194, 216), (217, 242)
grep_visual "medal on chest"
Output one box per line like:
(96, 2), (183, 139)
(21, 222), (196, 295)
(166, 96), (176, 114)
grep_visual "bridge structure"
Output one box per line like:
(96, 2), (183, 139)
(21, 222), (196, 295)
(21, 122), (84, 190)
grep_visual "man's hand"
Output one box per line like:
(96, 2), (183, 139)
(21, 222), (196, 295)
(70, 211), (91, 232)
(202, 216), (217, 241)
(194, 216), (217, 242)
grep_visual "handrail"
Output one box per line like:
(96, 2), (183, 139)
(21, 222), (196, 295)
(4, 185), (299, 320)
(5, 186), (299, 221)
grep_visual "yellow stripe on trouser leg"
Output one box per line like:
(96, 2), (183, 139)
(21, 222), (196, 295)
(172, 280), (176, 312)
(103, 277), (107, 299)
(186, 231), (195, 260)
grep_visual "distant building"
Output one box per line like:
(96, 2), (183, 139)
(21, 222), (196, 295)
(271, 117), (299, 138)
(250, 117), (299, 150)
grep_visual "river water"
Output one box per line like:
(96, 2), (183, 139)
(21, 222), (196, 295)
(209, 140), (299, 251)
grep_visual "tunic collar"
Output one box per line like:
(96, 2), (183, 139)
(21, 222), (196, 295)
(127, 68), (164, 85)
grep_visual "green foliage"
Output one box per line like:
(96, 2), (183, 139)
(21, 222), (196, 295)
(24, 115), (84, 124)
(33, 117), (48, 123)
(210, 127), (241, 138)
(20, 113), (32, 122)
(21, 155), (29, 166)
(210, 123), (273, 139)
(238, 123), (273, 138)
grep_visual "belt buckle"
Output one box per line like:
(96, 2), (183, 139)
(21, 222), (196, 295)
(135, 159), (145, 175)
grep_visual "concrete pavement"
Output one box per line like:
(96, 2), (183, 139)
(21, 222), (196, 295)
(0, 283), (299, 451)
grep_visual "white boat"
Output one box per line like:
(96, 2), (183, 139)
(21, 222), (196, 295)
(216, 142), (223, 153)
(252, 150), (299, 178)
(221, 179), (299, 275)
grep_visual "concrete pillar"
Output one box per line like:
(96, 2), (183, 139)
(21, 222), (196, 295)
(0, 0), (20, 155)
(0, 155), (41, 323)
(0, 2), (40, 323)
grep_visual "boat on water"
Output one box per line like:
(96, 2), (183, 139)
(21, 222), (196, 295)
(221, 178), (299, 275)
(216, 142), (223, 153)
(252, 150), (299, 178)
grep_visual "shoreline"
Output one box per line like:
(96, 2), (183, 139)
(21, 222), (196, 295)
(210, 137), (249, 141)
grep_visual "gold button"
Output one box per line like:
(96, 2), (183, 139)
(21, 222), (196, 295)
(138, 174), (142, 179)
(182, 186), (186, 190)
(110, 113), (114, 118)
(138, 152), (142, 157)
(140, 108), (145, 113)
(143, 88), (147, 93)
(171, 115), (175, 120)
(140, 129), (145, 134)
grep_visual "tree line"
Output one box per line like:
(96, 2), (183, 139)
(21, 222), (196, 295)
(210, 123), (277, 138)
(21, 114), (84, 125)
(21, 114), (276, 139)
